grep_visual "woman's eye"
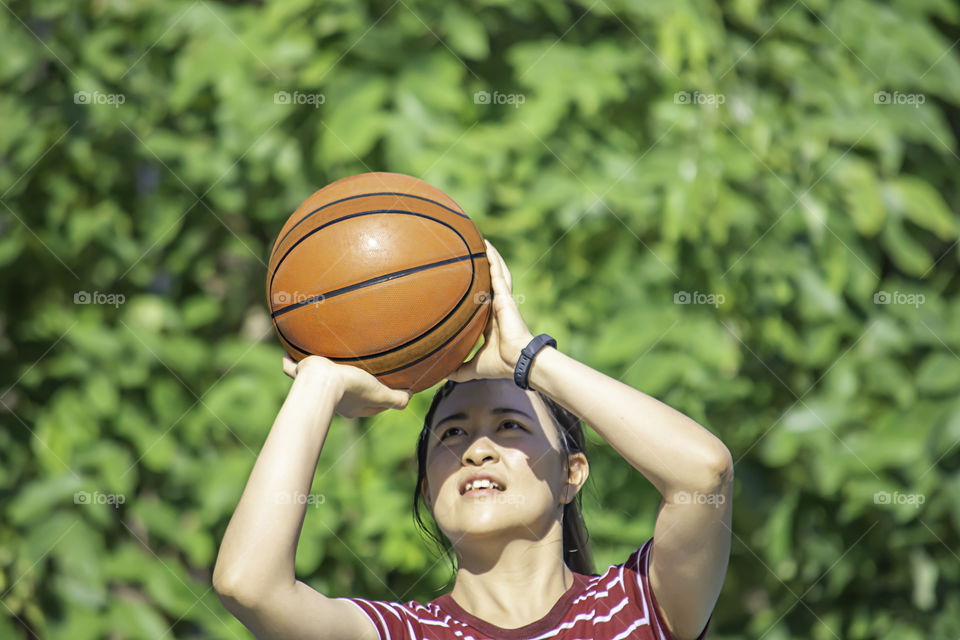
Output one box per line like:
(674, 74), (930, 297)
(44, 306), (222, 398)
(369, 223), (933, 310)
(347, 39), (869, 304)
(440, 421), (523, 440)
(440, 427), (463, 440)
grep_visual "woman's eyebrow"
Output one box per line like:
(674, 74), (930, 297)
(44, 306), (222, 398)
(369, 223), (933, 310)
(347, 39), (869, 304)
(434, 407), (535, 430)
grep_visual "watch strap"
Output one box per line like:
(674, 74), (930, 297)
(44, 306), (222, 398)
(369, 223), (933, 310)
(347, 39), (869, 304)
(513, 333), (557, 390)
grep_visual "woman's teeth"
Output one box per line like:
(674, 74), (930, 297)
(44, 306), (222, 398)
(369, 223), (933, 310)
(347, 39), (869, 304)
(465, 479), (503, 492)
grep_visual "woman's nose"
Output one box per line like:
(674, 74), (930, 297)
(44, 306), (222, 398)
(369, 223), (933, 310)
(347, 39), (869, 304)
(463, 437), (498, 466)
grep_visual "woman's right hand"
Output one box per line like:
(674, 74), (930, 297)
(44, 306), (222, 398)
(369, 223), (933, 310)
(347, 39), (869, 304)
(282, 354), (411, 419)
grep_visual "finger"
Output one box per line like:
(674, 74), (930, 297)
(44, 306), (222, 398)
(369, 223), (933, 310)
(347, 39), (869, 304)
(497, 253), (513, 293)
(487, 253), (513, 302)
(449, 319), (490, 383)
(358, 390), (407, 417)
(360, 405), (390, 418)
(282, 354), (298, 379)
(485, 240), (512, 292)
(371, 380), (411, 410)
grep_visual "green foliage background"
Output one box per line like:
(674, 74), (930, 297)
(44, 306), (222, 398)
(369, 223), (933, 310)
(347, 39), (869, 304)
(2, 0), (959, 638)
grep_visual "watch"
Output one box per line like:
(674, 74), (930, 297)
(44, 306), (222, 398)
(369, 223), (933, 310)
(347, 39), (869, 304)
(513, 334), (557, 390)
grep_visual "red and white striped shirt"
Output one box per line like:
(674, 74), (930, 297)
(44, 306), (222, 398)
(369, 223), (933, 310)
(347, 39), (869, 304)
(343, 537), (712, 640)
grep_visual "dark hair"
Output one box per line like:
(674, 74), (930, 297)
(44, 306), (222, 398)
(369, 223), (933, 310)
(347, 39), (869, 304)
(412, 379), (594, 581)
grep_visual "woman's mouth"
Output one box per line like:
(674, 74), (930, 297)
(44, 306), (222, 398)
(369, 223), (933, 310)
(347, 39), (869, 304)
(461, 478), (506, 496)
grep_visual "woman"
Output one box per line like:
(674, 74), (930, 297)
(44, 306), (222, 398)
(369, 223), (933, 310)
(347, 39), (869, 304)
(214, 241), (733, 640)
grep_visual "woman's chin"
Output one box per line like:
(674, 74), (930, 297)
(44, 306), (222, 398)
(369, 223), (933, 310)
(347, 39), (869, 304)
(443, 513), (524, 538)
(435, 494), (552, 536)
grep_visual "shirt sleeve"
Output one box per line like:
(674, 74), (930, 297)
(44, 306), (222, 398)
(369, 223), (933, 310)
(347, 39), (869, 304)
(339, 597), (422, 640)
(622, 537), (713, 640)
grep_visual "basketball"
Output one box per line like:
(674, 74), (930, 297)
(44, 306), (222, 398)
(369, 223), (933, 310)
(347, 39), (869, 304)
(266, 172), (492, 393)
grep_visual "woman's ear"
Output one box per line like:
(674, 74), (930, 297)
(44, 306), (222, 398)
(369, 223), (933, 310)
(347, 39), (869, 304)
(421, 479), (431, 505)
(562, 453), (589, 504)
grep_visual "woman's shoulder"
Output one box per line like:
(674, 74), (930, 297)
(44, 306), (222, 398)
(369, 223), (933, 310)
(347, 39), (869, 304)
(338, 594), (460, 639)
(564, 537), (710, 640)
(609, 537), (712, 640)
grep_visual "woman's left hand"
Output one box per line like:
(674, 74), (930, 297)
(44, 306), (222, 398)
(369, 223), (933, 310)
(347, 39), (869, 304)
(447, 240), (535, 382)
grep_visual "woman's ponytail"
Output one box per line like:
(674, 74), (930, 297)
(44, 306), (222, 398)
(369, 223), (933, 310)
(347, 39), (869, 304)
(539, 392), (594, 576)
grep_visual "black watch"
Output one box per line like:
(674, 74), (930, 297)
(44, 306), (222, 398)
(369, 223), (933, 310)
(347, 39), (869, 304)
(513, 334), (557, 390)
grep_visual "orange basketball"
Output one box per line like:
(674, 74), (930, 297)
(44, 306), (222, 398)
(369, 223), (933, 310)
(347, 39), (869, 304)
(267, 172), (492, 393)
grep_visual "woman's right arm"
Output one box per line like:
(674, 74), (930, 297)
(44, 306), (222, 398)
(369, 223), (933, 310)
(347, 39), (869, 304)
(212, 355), (409, 640)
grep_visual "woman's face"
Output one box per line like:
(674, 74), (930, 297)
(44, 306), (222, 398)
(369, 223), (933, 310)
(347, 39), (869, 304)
(421, 379), (587, 546)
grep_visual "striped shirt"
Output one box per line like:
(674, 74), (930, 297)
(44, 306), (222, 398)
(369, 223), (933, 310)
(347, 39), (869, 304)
(344, 537), (712, 640)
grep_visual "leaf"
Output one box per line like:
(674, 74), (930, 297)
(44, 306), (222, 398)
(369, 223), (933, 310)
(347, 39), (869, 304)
(8, 475), (85, 526)
(319, 73), (390, 164)
(107, 597), (171, 639)
(760, 489), (798, 580)
(916, 352), (960, 394)
(838, 159), (886, 236)
(880, 220), (933, 277)
(442, 6), (489, 59)
(909, 548), (938, 610)
(887, 176), (957, 240)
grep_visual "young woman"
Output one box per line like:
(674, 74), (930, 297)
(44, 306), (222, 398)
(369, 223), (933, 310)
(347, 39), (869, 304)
(214, 241), (733, 640)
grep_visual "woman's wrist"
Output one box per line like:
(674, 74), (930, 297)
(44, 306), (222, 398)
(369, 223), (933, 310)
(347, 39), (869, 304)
(290, 359), (344, 406)
(505, 333), (535, 370)
(524, 343), (561, 394)
(510, 333), (557, 390)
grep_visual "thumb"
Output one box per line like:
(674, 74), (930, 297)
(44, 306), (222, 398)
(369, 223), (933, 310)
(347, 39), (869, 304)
(447, 357), (479, 383)
(393, 389), (412, 409)
(448, 318), (492, 383)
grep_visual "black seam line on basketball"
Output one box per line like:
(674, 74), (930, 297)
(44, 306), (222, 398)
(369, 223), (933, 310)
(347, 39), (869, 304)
(269, 192), (469, 261)
(312, 250), (486, 369)
(269, 208), (477, 303)
(270, 213), (477, 359)
(275, 251), (483, 361)
(277, 331), (311, 357)
(274, 254), (484, 360)
(270, 251), (486, 319)
(274, 250), (487, 365)
(367, 296), (490, 377)
(275, 297), (490, 370)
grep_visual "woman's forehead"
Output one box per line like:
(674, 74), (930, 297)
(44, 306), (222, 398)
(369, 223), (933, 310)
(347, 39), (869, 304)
(434, 379), (536, 422)
(428, 380), (564, 446)
(424, 381), (564, 456)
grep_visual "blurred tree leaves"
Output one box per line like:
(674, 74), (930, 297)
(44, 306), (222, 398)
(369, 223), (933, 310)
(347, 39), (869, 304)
(1, 0), (959, 638)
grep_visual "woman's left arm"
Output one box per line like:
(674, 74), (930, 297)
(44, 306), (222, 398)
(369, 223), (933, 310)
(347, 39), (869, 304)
(451, 240), (731, 640)
(530, 346), (732, 496)
(529, 346), (732, 640)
